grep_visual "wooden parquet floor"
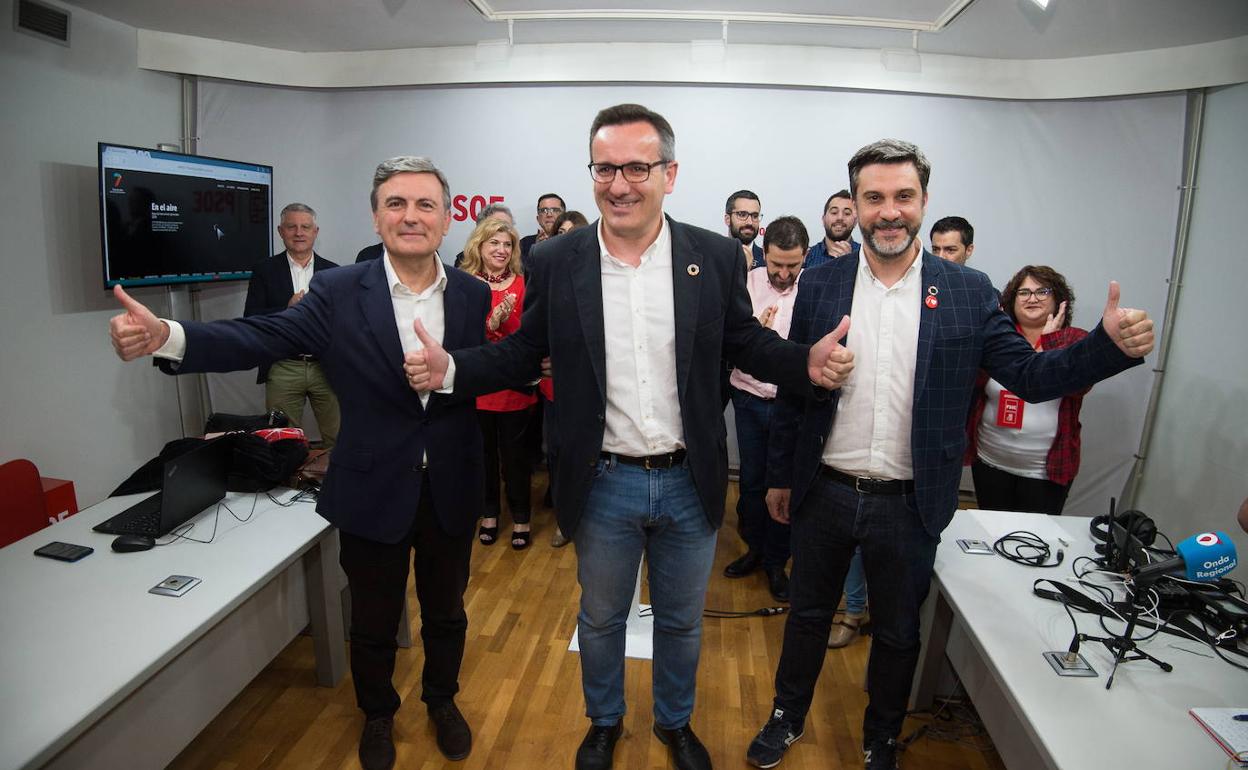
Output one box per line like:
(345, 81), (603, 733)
(169, 475), (1004, 770)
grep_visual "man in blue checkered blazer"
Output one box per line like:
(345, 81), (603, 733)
(746, 139), (1156, 770)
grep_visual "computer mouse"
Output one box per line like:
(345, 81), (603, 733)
(111, 534), (156, 553)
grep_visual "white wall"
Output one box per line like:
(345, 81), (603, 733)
(1136, 83), (1248, 559)
(0, 0), (184, 506)
(195, 80), (1181, 515)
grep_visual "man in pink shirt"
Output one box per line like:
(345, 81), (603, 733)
(724, 216), (809, 600)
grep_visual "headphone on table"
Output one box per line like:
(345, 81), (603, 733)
(1089, 501), (1157, 563)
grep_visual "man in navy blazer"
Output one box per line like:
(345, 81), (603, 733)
(109, 157), (489, 770)
(244, 202), (341, 446)
(745, 140), (1156, 770)
(405, 104), (854, 770)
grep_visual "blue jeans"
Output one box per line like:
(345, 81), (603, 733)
(731, 389), (791, 568)
(844, 547), (867, 614)
(574, 456), (718, 729)
(772, 474), (938, 744)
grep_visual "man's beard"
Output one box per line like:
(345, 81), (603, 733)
(824, 222), (853, 242)
(768, 272), (795, 291)
(864, 218), (918, 259)
(731, 223), (757, 245)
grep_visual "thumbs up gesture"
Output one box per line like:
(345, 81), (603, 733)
(109, 285), (169, 361)
(403, 318), (449, 391)
(807, 315), (854, 390)
(1100, 281), (1155, 358)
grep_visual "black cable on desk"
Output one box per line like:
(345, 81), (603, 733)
(992, 530), (1064, 568)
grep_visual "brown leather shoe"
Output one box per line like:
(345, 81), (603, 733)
(827, 611), (869, 649)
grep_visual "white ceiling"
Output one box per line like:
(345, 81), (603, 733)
(61, 0), (1248, 60)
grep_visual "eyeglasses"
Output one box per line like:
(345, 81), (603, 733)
(1016, 287), (1055, 299)
(587, 161), (668, 184)
(537, 207), (564, 216)
(730, 210), (761, 222)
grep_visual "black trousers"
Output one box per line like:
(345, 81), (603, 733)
(971, 458), (1071, 515)
(337, 478), (474, 718)
(773, 474), (938, 745)
(478, 407), (533, 524)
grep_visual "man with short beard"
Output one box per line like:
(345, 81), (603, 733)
(725, 189), (765, 270)
(724, 216), (809, 603)
(803, 189), (860, 269)
(747, 138), (1157, 770)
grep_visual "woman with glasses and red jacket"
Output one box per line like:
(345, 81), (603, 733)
(965, 265), (1091, 515)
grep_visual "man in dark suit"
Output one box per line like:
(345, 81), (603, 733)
(518, 192), (565, 271)
(108, 157), (490, 770)
(803, 189), (861, 269)
(355, 242), (383, 263)
(745, 140), (1156, 770)
(404, 104), (853, 770)
(244, 202), (341, 446)
(724, 189), (765, 269)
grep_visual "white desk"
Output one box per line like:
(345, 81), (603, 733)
(913, 509), (1246, 770)
(0, 490), (346, 770)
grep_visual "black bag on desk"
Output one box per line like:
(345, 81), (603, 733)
(204, 409), (289, 433)
(111, 433), (308, 496)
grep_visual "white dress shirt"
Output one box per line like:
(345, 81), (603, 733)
(287, 251), (314, 294)
(728, 267), (800, 400)
(822, 246), (923, 480)
(598, 218), (684, 456)
(383, 251), (448, 409)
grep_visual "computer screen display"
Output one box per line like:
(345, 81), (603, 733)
(99, 142), (273, 288)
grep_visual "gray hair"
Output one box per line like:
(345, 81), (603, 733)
(370, 156), (451, 212)
(847, 139), (931, 199)
(476, 202), (513, 224)
(280, 202), (316, 220)
(589, 104), (676, 162)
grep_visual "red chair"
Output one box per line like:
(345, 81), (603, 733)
(1, 459), (49, 548)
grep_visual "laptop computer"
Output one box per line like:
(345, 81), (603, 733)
(94, 437), (232, 537)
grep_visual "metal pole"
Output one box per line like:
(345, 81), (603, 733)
(1118, 88), (1206, 507)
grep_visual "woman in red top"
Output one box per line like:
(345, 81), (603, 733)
(965, 265), (1091, 515)
(460, 219), (537, 549)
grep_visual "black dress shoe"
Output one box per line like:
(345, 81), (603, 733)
(723, 550), (763, 578)
(765, 565), (790, 602)
(428, 701), (472, 760)
(653, 723), (711, 770)
(576, 721), (623, 769)
(358, 716), (396, 770)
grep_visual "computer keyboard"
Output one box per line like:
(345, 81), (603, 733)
(95, 493), (163, 536)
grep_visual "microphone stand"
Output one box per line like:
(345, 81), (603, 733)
(1073, 575), (1173, 690)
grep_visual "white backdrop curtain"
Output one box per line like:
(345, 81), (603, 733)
(195, 81), (1183, 517)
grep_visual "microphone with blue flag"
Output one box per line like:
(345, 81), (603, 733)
(1131, 531), (1237, 584)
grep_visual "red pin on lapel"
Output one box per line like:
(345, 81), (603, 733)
(925, 286), (939, 309)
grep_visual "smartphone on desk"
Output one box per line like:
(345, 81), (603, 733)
(33, 541), (94, 562)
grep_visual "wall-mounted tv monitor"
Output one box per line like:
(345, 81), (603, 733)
(99, 142), (273, 288)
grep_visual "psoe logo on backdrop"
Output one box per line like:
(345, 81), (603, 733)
(109, 172), (125, 192)
(452, 194), (505, 223)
